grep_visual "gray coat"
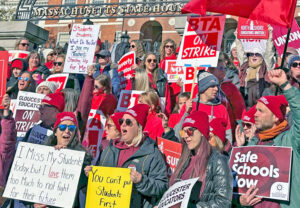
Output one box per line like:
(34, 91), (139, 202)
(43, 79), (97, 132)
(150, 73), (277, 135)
(97, 137), (168, 208)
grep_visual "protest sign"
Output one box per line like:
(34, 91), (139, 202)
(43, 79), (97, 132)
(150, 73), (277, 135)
(46, 73), (69, 92)
(3, 142), (85, 208)
(177, 15), (225, 67)
(86, 166), (132, 208)
(117, 90), (145, 112)
(165, 60), (185, 83)
(0, 51), (8, 109)
(8, 50), (30, 62)
(13, 92), (45, 137)
(158, 177), (199, 208)
(82, 109), (106, 158)
(157, 137), (182, 177)
(183, 66), (208, 99)
(237, 17), (269, 39)
(229, 146), (292, 200)
(118, 51), (136, 89)
(27, 125), (53, 144)
(64, 24), (100, 74)
(240, 39), (267, 54)
(272, 19), (300, 56)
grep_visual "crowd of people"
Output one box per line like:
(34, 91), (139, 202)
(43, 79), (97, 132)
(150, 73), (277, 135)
(0, 25), (300, 208)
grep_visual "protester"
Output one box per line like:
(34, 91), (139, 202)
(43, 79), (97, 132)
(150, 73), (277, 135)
(52, 54), (65, 74)
(237, 69), (300, 207)
(209, 118), (228, 154)
(170, 111), (233, 207)
(126, 67), (151, 91)
(36, 80), (58, 95)
(42, 48), (54, 69)
(85, 104), (168, 208)
(26, 51), (41, 72)
(159, 39), (177, 70)
(230, 41), (240, 69)
(168, 92), (190, 128)
(14, 37), (29, 51)
(6, 58), (28, 89)
(7, 71), (36, 99)
(287, 55), (300, 89)
(130, 40), (145, 67)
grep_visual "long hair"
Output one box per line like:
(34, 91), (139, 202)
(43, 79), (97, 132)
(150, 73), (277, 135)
(143, 52), (159, 84)
(139, 90), (161, 113)
(170, 133), (212, 196)
(61, 88), (79, 112)
(95, 74), (112, 94)
(14, 37), (29, 50)
(131, 40), (145, 59)
(160, 39), (177, 60)
(209, 132), (224, 152)
(172, 92), (190, 114)
(20, 71), (36, 92)
(134, 68), (151, 91)
(26, 51), (41, 68)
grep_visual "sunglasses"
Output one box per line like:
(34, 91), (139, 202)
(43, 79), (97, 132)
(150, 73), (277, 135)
(248, 53), (261, 57)
(20, 43), (29, 47)
(291, 62), (300, 68)
(180, 127), (197, 137)
(48, 53), (54, 56)
(147, 59), (157, 63)
(58, 124), (77, 132)
(242, 122), (253, 128)
(54, 62), (63, 66)
(130, 45), (135, 48)
(97, 55), (106, 59)
(119, 118), (133, 127)
(165, 45), (174, 49)
(18, 77), (29, 81)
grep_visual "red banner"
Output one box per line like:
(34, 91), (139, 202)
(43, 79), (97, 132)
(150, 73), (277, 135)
(46, 74), (69, 92)
(237, 17), (269, 39)
(157, 137), (182, 177)
(118, 51), (136, 90)
(8, 50), (29, 63)
(272, 19), (300, 56)
(229, 146), (292, 201)
(0, 51), (8, 109)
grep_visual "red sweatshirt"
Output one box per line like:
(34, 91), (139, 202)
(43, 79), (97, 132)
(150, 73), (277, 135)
(144, 111), (164, 141)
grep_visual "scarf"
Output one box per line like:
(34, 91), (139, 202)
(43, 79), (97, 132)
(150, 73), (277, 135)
(257, 120), (289, 141)
(245, 58), (263, 83)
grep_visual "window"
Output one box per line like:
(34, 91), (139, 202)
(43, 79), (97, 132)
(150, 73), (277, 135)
(35, 0), (48, 5)
(93, 0), (105, 3)
(64, 0), (76, 4)
(57, 32), (70, 47)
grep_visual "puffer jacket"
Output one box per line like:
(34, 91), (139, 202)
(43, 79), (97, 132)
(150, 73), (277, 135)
(97, 136), (168, 208)
(176, 149), (233, 208)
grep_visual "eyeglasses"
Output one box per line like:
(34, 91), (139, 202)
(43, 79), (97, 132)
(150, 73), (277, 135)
(97, 55), (106, 59)
(130, 45), (135, 48)
(54, 62), (63, 66)
(242, 122), (253, 128)
(180, 127), (197, 137)
(18, 77), (29, 81)
(58, 124), (77, 132)
(248, 53), (261, 57)
(147, 59), (157, 63)
(20, 43), (29, 47)
(165, 45), (174, 49)
(291, 62), (300, 68)
(119, 118), (133, 127)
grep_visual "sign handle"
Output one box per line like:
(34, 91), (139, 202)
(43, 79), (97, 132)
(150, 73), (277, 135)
(190, 67), (198, 99)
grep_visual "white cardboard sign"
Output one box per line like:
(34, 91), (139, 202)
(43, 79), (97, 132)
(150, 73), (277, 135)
(117, 90), (145, 112)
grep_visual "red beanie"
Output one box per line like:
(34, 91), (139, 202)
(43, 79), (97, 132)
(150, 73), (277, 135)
(124, 104), (149, 129)
(42, 92), (65, 112)
(242, 105), (256, 124)
(182, 111), (209, 139)
(209, 118), (226, 144)
(110, 112), (125, 133)
(257, 95), (288, 122)
(54, 112), (78, 129)
(11, 59), (23, 70)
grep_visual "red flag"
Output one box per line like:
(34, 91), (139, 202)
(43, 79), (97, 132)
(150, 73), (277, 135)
(182, 0), (296, 28)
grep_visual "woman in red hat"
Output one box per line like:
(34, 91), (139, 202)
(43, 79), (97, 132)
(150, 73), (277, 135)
(169, 111), (233, 207)
(85, 104), (168, 208)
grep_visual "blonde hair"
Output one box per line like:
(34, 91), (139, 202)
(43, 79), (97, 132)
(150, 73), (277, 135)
(209, 132), (224, 152)
(95, 74), (112, 93)
(139, 90), (161, 113)
(134, 68), (151, 91)
(130, 125), (144, 147)
(160, 39), (177, 60)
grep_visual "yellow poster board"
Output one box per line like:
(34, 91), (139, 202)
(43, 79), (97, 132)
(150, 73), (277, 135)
(85, 166), (132, 208)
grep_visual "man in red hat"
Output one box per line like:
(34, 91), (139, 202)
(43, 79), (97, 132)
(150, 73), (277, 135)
(238, 69), (300, 208)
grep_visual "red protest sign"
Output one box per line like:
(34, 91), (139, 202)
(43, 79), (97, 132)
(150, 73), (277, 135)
(117, 90), (144, 112)
(157, 137), (182, 177)
(15, 109), (40, 137)
(165, 60), (185, 83)
(82, 109), (106, 157)
(183, 67), (208, 99)
(229, 146), (292, 201)
(8, 50), (29, 63)
(0, 51), (8, 109)
(46, 73), (69, 92)
(118, 51), (136, 90)
(237, 17), (269, 39)
(177, 15), (225, 67)
(272, 19), (300, 56)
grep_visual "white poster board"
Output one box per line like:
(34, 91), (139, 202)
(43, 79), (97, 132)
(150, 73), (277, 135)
(64, 24), (100, 74)
(3, 142), (85, 208)
(117, 90), (145, 112)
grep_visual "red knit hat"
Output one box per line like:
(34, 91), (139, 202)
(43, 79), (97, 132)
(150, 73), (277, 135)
(124, 104), (149, 129)
(11, 59), (23, 70)
(110, 112), (125, 133)
(242, 105), (256, 124)
(209, 118), (227, 144)
(182, 111), (209, 139)
(54, 112), (78, 129)
(257, 95), (288, 122)
(41, 92), (65, 112)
